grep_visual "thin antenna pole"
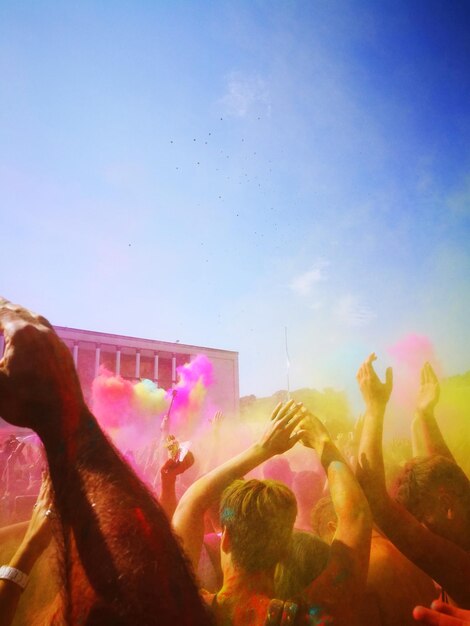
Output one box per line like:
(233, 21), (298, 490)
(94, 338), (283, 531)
(285, 326), (291, 400)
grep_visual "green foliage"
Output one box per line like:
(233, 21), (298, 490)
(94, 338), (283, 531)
(240, 387), (353, 440)
(438, 371), (470, 476)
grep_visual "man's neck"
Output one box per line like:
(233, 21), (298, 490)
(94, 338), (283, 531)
(219, 567), (275, 600)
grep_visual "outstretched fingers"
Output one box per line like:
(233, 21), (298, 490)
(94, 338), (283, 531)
(280, 411), (306, 451)
(271, 399), (298, 422)
(270, 401), (285, 421)
(427, 362), (439, 384)
(420, 363), (427, 386)
(356, 361), (368, 383)
(357, 353), (378, 383)
(282, 408), (305, 432)
(365, 352), (381, 382)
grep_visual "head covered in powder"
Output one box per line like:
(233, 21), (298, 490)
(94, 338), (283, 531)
(311, 495), (337, 545)
(220, 478), (297, 573)
(392, 455), (470, 547)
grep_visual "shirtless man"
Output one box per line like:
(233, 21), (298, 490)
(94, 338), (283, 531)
(312, 494), (438, 626)
(356, 354), (470, 610)
(173, 401), (372, 625)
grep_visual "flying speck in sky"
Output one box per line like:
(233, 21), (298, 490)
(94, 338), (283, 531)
(2, 0), (467, 402)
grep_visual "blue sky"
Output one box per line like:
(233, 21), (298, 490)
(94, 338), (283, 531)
(1, 0), (469, 402)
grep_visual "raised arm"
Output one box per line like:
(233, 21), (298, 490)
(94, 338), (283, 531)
(0, 477), (53, 626)
(356, 353), (470, 608)
(172, 400), (304, 573)
(0, 297), (210, 625)
(411, 362), (455, 462)
(298, 412), (372, 626)
(159, 451), (195, 519)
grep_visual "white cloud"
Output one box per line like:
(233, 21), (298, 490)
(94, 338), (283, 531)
(290, 261), (329, 297)
(335, 294), (376, 327)
(219, 72), (270, 118)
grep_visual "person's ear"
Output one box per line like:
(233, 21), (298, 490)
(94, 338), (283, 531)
(221, 526), (232, 554)
(327, 520), (337, 536)
(438, 490), (453, 517)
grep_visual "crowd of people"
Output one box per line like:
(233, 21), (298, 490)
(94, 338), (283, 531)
(0, 296), (468, 625)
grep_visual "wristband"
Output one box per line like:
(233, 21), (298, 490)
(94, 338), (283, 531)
(0, 565), (29, 590)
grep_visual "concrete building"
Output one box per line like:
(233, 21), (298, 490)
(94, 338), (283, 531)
(53, 326), (240, 417)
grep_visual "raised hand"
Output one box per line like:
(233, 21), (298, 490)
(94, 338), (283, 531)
(22, 473), (55, 555)
(411, 361), (454, 461)
(0, 297), (85, 432)
(297, 411), (331, 454)
(161, 450), (195, 477)
(258, 400), (304, 456)
(357, 353), (393, 413)
(210, 410), (224, 427)
(416, 362), (440, 416)
(0, 473), (55, 626)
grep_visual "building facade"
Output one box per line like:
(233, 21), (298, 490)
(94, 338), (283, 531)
(0, 326), (239, 422)
(52, 326), (240, 417)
